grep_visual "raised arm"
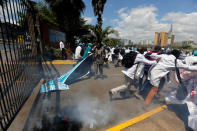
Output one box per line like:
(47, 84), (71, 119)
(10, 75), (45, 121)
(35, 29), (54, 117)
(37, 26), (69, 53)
(136, 54), (157, 65)
(177, 59), (197, 71)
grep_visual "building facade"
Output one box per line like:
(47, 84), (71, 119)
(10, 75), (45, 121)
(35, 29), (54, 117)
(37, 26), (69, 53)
(154, 24), (175, 47)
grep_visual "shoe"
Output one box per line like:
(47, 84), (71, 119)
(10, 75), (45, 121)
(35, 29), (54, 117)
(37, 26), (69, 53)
(134, 91), (144, 100)
(94, 75), (97, 80)
(155, 93), (161, 99)
(167, 80), (171, 84)
(109, 91), (113, 101)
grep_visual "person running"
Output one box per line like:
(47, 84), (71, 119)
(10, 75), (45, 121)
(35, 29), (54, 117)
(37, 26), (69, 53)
(139, 46), (162, 91)
(144, 50), (197, 107)
(109, 47), (157, 100)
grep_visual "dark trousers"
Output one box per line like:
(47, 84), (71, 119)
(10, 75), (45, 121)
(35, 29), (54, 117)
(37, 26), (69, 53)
(61, 48), (66, 59)
(94, 63), (103, 75)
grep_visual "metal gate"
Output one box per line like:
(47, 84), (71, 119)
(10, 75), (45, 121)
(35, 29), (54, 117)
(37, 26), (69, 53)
(0, 0), (42, 130)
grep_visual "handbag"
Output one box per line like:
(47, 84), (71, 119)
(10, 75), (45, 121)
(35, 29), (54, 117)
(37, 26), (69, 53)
(175, 59), (188, 100)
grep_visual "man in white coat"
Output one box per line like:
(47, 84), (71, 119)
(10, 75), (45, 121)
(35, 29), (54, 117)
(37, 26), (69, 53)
(59, 40), (65, 59)
(109, 48), (157, 100)
(144, 50), (197, 106)
(75, 43), (83, 62)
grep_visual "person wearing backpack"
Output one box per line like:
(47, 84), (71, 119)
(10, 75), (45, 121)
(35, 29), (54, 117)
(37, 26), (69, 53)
(144, 50), (197, 107)
(138, 46), (162, 91)
(109, 47), (157, 100)
(94, 44), (106, 79)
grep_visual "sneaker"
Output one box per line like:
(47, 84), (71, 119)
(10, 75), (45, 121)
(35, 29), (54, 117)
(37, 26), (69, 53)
(155, 93), (161, 99)
(109, 91), (113, 101)
(134, 91), (144, 100)
(94, 75), (98, 80)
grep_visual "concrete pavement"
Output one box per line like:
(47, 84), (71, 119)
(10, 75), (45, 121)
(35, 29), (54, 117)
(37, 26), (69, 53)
(8, 62), (188, 131)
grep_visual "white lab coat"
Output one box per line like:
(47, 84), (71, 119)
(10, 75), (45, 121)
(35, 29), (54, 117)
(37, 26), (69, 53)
(75, 46), (82, 60)
(149, 54), (197, 87)
(122, 53), (157, 79)
(185, 56), (197, 65)
(125, 49), (131, 54)
(59, 41), (64, 50)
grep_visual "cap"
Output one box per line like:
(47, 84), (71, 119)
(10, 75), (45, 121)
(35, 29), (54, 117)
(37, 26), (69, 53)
(193, 50), (197, 56)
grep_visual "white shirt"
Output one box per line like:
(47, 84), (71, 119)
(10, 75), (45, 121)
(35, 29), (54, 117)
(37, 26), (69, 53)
(149, 54), (197, 86)
(122, 53), (157, 79)
(59, 41), (64, 50)
(125, 49), (131, 54)
(185, 56), (197, 65)
(75, 46), (82, 59)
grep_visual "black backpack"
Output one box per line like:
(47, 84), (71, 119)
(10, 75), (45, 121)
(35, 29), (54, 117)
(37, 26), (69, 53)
(120, 49), (125, 56)
(121, 51), (138, 68)
(114, 48), (119, 55)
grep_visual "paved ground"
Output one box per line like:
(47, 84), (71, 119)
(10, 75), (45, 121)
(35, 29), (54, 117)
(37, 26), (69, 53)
(8, 62), (190, 131)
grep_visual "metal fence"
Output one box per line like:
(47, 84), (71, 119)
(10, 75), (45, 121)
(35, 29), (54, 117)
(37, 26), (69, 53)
(0, 0), (42, 130)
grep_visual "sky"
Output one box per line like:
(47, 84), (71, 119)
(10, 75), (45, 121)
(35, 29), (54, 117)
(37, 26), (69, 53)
(82, 0), (197, 43)
(2, 0), (196, 43)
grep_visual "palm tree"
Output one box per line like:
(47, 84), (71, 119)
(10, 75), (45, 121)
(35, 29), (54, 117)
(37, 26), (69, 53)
(82, 25), (118, 44)
(92, 0), (106, 28)
(91, 0), (107, 45)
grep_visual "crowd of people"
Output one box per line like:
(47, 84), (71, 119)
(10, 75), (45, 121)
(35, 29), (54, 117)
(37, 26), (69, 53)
(74, 42), (197, 108)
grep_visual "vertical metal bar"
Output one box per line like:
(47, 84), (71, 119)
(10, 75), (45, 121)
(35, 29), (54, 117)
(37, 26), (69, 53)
(7, 0), (21, 110)
(0, 29), (15, 121)
(0, 0), (42, 129)
(10, 0), (23, 104)
(13, 0), (25, 106)
(1, 2), (18, 116)
(0, 52), (12, 124)
(4, 0), (20, 113)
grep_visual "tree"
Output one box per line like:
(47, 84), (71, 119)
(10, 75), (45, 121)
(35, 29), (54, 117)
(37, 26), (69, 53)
(92, 0), (106, 28)
(104, 38), (123, 47)
(45, 0), (85, 49)
(35, 2), (58, 26)
(91, 0), (107, 44)
(81, 25), (119, 45)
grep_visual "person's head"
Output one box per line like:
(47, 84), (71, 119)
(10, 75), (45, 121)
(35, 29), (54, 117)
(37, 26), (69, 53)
(154, 46), (161, 53)
(96, 44), (102, 49)
(88, 43), (93, 47)
(138, 47), (146, 54)
(171, 49), (180, 58)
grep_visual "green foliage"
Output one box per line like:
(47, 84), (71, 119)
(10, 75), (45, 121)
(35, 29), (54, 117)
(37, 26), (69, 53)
(35, 2), (58, 26)
(104, 38), (123, 47)
(82, 25), (119, 44)
(91, 0), (107, 44)
(44, 45), (61, 59)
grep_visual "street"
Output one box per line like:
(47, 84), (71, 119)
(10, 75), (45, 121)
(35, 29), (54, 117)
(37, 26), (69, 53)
(12, 62), (188, 131)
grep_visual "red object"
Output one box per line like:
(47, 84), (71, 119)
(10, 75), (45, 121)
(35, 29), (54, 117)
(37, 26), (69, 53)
(41, 24), (65, 48)
(64, 117), (68, 122)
